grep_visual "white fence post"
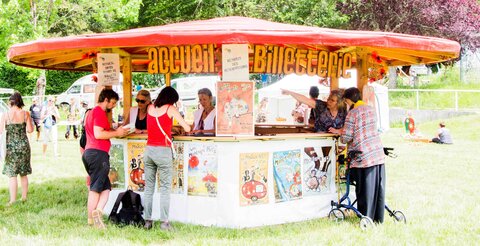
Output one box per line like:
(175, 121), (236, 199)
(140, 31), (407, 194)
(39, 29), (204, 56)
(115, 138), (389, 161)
(455, 91), (458, 111)
(416, 90), (420, 110)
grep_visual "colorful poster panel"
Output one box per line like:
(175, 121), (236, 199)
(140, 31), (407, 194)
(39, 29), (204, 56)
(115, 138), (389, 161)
(156, 142), (185, 194)
(216, 81), (254, 136)
(239, 152), (269, 206)
(272, 150), (302, 202)
(187, 143), (218, 197)
(302, 146), (333, 196)
(127, 142), (146, 191)
(109, 143), (126, 189)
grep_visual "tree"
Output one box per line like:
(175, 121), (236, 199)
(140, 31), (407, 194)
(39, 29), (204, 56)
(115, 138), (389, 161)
(337, 0), (480, 52)
(137, 0), (347, 28)
(0, 0), (141, 95)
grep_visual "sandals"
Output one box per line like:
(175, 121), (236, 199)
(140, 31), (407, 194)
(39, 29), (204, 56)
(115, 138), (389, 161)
(92, 209), (106, 229)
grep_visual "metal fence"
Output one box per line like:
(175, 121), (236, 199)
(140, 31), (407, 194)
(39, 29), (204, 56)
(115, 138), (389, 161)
(389, 89), (480, 111)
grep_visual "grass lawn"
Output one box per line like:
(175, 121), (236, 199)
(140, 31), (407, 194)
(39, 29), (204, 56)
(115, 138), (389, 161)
(0, 115), (479, 245)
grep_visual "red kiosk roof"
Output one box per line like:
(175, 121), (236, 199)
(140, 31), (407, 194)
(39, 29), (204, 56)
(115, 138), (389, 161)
(8, 16), (460, 71)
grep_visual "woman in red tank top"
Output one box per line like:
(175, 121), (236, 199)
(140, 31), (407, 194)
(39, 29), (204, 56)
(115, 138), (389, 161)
(143, 86), (191, 230)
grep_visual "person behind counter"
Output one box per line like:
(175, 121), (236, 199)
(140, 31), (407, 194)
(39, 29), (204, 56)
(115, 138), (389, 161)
(191, 88), (216, 135)
(281, 88), (346, 133)
(123, 89), (151, 134)
(143, 86), (191, 230)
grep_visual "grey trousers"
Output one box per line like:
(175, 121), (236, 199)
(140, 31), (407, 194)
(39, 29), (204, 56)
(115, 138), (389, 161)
(350, 164), (386, 223)
(143, 145), (173, 221)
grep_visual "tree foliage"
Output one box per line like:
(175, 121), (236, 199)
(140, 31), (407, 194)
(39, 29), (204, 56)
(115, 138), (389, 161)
(137, 0), (347, 28)
(0, 0), (141, 95)
(337, 0), (480, 51)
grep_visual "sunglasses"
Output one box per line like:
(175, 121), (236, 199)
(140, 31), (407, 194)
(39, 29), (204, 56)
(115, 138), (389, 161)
(135, 99), (147, 104)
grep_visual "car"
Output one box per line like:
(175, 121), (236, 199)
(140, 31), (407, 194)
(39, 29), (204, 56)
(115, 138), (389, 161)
(149, 75), (219, 105)
(56, 74), (123, 109)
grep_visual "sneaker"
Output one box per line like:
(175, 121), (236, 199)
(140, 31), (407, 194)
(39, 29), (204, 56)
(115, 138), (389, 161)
(160, 221), (172, 231)
(92, 209), (106, 229)
(144, 220), (153, 230)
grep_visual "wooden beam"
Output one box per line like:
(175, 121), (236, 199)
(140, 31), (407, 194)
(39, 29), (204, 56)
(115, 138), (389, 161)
(122, 56), (132, 122)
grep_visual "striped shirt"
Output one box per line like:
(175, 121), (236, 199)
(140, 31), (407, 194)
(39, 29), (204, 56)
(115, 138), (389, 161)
(340, 104), (384, 168)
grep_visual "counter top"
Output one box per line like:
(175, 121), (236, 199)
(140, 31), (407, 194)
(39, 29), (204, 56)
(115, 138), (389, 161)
(120, 132), (337, 142)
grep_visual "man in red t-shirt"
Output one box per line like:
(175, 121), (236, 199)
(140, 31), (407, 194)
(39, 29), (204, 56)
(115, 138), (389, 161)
(82, 89), (129, 229)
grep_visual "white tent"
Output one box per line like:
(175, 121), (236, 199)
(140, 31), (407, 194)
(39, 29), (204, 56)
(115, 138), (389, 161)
(257, 71), (357, 124)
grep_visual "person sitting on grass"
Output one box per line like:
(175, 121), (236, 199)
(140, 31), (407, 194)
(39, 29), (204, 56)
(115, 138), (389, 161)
(431, 121), (453, 144)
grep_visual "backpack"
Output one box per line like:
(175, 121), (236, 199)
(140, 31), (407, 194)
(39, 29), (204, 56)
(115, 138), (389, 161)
(108, 190), (145, 227)
(79, 108), (91, 149)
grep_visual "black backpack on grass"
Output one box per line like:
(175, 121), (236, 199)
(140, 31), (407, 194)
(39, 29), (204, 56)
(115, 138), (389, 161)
(108, 190), (145, 227)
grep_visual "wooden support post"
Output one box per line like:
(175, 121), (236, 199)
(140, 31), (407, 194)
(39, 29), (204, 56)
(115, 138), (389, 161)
(330, 76), (339, 90)
(165, 73), (171, 86)
(122, 56), (132, 122)
(356, 52), (369, 93)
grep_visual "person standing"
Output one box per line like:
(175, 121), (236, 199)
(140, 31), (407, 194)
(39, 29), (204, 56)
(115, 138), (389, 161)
(82, 89), (129, 229)
(29, 97), (42, 141)
(340, 87), (385, 223)
(143, 86), (191, 230)
(41, 96), (60, 157)
(0, 92), (34, 206)
(65, 98), (80, 139)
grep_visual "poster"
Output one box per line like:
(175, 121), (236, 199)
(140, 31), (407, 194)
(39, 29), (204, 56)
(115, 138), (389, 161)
(222, 44), (249, 81)
(216, 81), (254, 136)
(272, 150), (302, 202)
(157, 142), (185, 194)
(239, 152), (269, 206)
(97, 53), (120, 86)
(302, 146), (334, 196)
(127, 142), (146, 191)
(109, 143), (126, 189)
(187, 143), (218, 197)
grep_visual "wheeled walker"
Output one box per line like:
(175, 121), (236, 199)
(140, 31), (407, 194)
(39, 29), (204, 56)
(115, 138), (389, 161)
(329, 148), (406, 229)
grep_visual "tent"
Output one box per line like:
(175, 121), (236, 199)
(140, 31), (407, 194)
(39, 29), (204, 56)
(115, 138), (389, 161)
(257, 71), (357, 123)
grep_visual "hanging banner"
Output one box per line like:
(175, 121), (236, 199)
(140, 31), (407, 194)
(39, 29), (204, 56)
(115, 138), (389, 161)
(159, 142), (185, 194)
(239, 152), (269, 206)
(222, 44), (249, 81)
(127, 142), (146, 191)
(97, 53), (120, 86)
(187, 143), (218, 197)
(302, 146), (334, 196)
(216, 81), (254, 136)
(273, 149), (303, 202)
(109, 143), (126, 189)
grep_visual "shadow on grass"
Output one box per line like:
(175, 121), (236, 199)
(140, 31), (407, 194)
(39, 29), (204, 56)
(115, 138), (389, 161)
(0, 177), (360, 243)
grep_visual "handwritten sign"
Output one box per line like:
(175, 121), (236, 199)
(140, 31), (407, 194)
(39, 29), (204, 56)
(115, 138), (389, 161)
(216, 81), (254, 136)
(97, 53), (120, 86)
(222, 44), (249, 81)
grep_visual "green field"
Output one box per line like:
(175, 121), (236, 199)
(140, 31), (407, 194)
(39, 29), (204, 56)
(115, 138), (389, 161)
(0, 114), (479, 245)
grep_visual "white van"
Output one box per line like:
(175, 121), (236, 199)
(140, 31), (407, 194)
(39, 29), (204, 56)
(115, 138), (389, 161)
(150, 75), (219, 105)
(56, 74), (123, 108)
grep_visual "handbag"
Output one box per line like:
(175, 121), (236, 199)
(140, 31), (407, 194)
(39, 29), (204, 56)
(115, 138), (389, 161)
(43, 115), (53, 129)
(155, 115), (177, 159)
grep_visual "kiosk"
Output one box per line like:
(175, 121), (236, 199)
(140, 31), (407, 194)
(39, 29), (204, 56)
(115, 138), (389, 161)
(7, 16), (460, 227)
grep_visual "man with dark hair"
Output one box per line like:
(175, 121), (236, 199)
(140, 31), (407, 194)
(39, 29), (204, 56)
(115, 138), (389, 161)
(340, 87), (386, 223)
(29, 97), (42, 141)
(82, 88), (129, 229)
(308, 86), (320, 125)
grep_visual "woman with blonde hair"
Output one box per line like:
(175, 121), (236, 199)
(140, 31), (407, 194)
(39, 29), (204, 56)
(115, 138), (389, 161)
(281, 89), (346, 133)
(123, 89), (151, 134)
